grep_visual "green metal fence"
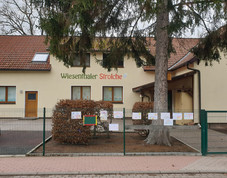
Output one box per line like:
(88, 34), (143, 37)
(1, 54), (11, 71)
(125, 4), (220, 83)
(0, 107), (203, 156)
(201, 109), (227, 155)
(0, 108), (52, 155)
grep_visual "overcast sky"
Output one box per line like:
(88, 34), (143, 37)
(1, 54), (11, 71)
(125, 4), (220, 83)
(0, 0), (224, 38)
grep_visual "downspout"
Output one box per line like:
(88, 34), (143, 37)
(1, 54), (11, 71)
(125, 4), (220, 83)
(187, 62), (201, 124)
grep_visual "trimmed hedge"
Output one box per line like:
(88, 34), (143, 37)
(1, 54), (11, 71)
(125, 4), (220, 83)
(132, 102), (154, 137)
(52, 99), (113, 144)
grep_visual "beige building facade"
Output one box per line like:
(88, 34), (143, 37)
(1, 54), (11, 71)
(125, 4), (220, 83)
(0, 36), (227, 125)
(0, 53), (154, 117)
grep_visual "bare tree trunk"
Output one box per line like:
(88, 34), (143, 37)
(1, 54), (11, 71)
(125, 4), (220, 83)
(145, 0), (171, 146)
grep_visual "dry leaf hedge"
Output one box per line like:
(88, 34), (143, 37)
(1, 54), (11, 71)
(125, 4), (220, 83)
(52, 99), (113, 144)
(132, 102), (154, 137)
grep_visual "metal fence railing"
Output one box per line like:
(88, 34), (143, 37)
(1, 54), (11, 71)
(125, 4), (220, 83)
(0, 107), (204, 156)
(201, 110), (227, 155)
(0, 108), (52, 155)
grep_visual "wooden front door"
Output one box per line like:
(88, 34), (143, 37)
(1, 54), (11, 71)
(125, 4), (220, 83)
(25, 91), (38, 118)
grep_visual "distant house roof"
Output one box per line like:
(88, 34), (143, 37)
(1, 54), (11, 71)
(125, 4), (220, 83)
(0, 36), (51, 71)
(143, 38), (199, 71)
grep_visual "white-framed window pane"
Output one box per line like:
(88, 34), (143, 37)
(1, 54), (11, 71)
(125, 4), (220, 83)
(8, 87), (16, 102)
(72, 87), (81, 100)
(82, 87), (91, 100)
(104, 87), (112, 101)
(0, 87), (6, 102)
(114, 87), (122, 101)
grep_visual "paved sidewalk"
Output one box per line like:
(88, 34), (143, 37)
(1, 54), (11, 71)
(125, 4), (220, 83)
(0, 156), (227, 176)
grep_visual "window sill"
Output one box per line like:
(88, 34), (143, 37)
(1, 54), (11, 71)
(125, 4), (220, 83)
(0, 102), (16, 104)
(72, 66), (90, 68)
(112, 102), (123, 104)
(103, 101), (123, 104)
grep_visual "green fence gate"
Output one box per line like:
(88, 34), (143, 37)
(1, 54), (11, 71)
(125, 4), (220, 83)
(201, 109), (227, 155)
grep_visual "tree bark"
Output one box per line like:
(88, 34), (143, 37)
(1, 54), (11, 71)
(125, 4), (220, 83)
(145, 0), (171, 146)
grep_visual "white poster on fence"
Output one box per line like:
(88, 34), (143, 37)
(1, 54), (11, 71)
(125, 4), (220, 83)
(132, 112), (142, 120)
(184, 113), (194, 120)
(71, 111), (82, 119)
(161, 112), (170, 120)
(164, 119), (173, 126)
(148, 113), (158, 120)
(109, 123), (119, 131)
(113, 111), (123, 118)
(100, 110), (108, 121)
(173, 113), (182, 120)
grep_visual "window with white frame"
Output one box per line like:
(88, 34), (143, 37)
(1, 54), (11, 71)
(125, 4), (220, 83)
(72, 86), (91, 100)
(103, 86), (123, 103)
(0, 86), (16, 104)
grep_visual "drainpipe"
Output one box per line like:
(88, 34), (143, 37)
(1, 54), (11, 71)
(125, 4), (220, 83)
(187, 62), (201, 124)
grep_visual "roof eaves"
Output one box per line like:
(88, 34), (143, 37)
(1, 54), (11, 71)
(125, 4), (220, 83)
(169, 56), (198, 71)
(168, 52), (191, 70)
(0, 68), (51, 71)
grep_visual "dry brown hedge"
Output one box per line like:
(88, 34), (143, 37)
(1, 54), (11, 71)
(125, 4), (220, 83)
(52, 99), (113, 144)
(132, 102), (154, 137)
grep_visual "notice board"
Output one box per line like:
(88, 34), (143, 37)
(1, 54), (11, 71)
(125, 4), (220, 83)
(83, 115), (97, 126)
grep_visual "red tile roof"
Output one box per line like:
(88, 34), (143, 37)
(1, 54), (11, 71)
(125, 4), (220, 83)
(0, 36), (51, 71)
(0, 36), (198, 71)
(143, 38), (199, 71)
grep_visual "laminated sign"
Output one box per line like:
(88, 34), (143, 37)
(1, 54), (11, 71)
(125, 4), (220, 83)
(132, 112), (142, 120)
(109, 124), (119, 131)
(164, 119), (173, 126)
(71, 111), (81, 119)
(161, 112), (170, 120)
(100, 110), (108, 121)
(113, 111), (123, 118)
(173, 113), (182, 120)
(148, 113), (158, 120)
(184, 113), (194, 120)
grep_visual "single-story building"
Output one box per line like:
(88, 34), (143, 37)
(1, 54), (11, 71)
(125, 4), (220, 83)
(0, 36), (226, 126)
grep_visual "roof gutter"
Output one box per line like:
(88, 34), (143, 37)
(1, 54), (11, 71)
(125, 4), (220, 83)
(187, 62), (201, 124)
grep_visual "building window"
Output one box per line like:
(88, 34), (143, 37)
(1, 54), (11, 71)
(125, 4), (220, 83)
(103, 53), (124, 68)
(0, 86), (16, 104)
(103, 86), (123, 103)
(73, 53), (90, 67)
(72, 86), (91, 100)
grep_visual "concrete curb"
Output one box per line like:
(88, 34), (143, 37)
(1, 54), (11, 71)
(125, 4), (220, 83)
(0, 170), (227, 176)
(28, 152), (202, 157)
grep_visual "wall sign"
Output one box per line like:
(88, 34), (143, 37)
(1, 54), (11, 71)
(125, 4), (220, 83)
(61, 73), (127, 80)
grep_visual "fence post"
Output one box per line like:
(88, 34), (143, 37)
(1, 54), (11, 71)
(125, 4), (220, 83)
(43, 107), (46, 156)
(201, 109), (207, 156)
(123, 108), (125, 156)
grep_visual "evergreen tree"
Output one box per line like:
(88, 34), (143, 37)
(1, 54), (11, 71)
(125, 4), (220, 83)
(35, 0), (227, 145)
